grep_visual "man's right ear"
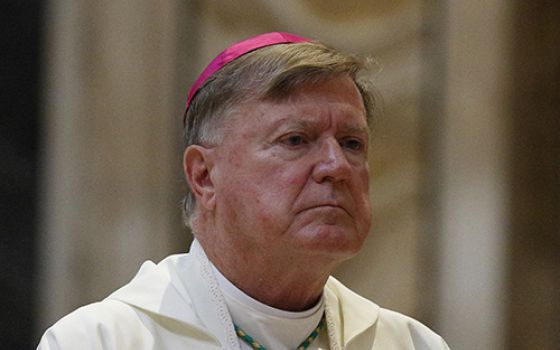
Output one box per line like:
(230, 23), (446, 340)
(183, 145), (216, 211)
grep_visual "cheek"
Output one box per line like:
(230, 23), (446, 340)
(252, 170), (304, 208)
(355, 169), (372, 222)
(225, 166), (298, 209)
(252, 157), (310, 192)
(252, 167), (310, 219)
(218, 145), (312, 213)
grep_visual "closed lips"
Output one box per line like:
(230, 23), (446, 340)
(300, 203), (350, 216)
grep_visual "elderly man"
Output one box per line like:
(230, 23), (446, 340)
(38, 32), (449, 350)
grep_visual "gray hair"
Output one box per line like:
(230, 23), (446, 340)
(182, 41), (375, 227)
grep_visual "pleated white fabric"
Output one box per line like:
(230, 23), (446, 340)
(37, 240), (450, 350)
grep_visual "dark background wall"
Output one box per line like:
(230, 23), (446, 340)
(0, 1), (42, 349)
(508, 2), (560, 349)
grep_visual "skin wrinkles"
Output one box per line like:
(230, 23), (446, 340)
(216, 76), (369, 256)
(186, 75), (372, 310)
(231, 104), (365, 244)
(275, 113), (367, 234)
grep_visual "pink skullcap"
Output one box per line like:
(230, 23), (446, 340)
(184, 32), (312, 121)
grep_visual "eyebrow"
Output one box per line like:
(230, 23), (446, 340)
(270, 117), (369, 135)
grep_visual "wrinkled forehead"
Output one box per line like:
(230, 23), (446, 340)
(212, 79), (369, 145)
(226, 76), (368, 131)
(263, 73), (363, 103)
(257, 75), (370, 129)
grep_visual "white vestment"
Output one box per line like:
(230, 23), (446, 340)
(212, 260), (329, 349)
(38, 240), (450, 350)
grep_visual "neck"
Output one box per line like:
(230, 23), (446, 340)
(197, 236), (337, 311)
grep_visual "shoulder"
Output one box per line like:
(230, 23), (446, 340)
(375, 308), (450, 349)
(325, 277), (449, 349)
(37, 300), (149, 349)
(37, 252), (213, 350)
(325, 276), (380, 318)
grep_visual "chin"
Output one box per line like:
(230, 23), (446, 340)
(297, 225), (367, 260)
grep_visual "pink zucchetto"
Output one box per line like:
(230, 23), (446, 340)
(184, 32), (312, 122)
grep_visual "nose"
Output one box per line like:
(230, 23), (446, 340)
(312, 139), (353, 183)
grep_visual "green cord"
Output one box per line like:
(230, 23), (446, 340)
(234, 314), (326, 350)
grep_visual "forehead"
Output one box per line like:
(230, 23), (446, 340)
(283, 76), (364, 106)
(229, 76), (367, 131)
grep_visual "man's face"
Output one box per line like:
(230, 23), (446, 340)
(210, 76), (372, 261)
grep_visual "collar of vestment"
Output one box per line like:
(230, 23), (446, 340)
(106, 239), (380, 349)
(212, 259), (326, 349)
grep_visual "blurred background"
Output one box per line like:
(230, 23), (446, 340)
(1, 0), (559, 349)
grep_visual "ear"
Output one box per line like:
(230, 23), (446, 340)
(183, 145), (216, 211)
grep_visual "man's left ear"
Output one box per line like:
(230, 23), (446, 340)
(183, 145), (216, 210)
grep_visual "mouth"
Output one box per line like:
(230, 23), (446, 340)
(301, 204), (351, 216)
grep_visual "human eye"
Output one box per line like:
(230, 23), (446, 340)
(279, 133), (308, 147)
(340, 137), (365, 152)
